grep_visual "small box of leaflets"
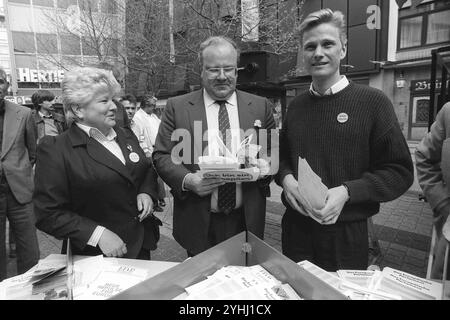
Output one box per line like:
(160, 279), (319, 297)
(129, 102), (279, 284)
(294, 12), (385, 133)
(111, 231), (347, 300)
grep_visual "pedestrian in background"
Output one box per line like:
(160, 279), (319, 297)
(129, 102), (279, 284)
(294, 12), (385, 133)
(0, 67), (39, 281)
(134, 95), (166, 211)
(31, 89), (67, 144)
(416, 101), (450, 280)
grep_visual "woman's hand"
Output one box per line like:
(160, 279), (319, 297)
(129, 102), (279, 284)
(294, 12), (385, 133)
(98, 229), (127, 257)
(137, 193), (154, 222)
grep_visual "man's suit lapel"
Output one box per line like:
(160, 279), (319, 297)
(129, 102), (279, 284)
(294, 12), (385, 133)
(236, 90), (257, 139)
(188, 90), (208, 160)
(2, 101), (22, 159)
(69, 125), (135, 186)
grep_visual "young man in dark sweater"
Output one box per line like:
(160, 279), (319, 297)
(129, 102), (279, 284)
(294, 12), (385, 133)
(276, 9), (413, 271)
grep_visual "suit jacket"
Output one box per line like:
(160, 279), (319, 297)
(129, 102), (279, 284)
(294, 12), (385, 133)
(153, 89), (276, 254)
(2, 100), (37, 204)
(416, 102), (450, 213)
(32, 109), (67, 143)
(33, 124), (159, 258)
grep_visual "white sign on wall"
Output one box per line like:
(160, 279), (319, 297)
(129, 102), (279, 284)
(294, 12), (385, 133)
(17, 68), (65, 83)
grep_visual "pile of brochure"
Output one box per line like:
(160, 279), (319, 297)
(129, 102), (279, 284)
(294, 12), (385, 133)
(177, 265), (303, 300)
(197, 134), (262, 182)
(298, 260), (443, 300)
(0, 254), (149, 300)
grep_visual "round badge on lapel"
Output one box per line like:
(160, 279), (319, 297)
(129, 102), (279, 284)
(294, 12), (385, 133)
(129, 152), (140, 163)
(337, 113), (349, 124)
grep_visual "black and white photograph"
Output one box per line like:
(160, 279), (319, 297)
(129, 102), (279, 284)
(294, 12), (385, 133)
(0, 0), (449, 307)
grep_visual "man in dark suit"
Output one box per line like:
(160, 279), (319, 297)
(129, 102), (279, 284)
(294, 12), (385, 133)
(153, 36), (277, 256)
(0, 68), (39, 281)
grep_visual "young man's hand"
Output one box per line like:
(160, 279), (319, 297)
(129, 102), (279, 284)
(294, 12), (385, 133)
(282, 174), (310, 217)
(314, 185), (349, 225)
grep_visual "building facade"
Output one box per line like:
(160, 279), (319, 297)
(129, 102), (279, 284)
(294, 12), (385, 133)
(4, 0), (125, 103)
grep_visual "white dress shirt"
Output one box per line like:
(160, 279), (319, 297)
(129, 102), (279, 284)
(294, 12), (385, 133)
(203, 90), (243, 212)
(132, 109), (161, 154)
(76, 123), (127, 247)
(309, 75), (350, 96)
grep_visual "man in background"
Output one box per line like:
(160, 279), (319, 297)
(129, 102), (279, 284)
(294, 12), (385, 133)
(132, 95), (166, 211)
(0, 68), (39, 281)
(31, 89), (67, 144)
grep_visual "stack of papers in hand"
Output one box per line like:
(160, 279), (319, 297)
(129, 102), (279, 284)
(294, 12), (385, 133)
(297, 157), (328, 222)
(179, 265), (303, 300)
(197, 133), (262, 182)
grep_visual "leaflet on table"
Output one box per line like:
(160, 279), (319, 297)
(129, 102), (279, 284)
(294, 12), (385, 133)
(373, 267), (443, 300)
(298, 261), (401, 300)
(74, 263), (149, 300)
(183, 265), (302, 300)
(336, 270), (379, 288)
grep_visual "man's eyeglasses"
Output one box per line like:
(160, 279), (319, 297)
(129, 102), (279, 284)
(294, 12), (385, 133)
(204, 67), (237, 77)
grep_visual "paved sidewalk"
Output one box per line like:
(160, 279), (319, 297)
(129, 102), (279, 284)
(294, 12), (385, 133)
(6, 182), (434, 279)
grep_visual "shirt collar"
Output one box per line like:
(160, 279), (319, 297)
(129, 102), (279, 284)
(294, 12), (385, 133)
(309, 76), (349, 96)
(76, 122), (117, 142)
(38, 111), (53, 119)
(203, 89), (237, 108)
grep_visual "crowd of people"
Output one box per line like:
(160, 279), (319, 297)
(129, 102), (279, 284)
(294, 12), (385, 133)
(0, 8), (448, 284)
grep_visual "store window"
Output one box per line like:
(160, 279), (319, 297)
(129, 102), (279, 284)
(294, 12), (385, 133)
(11, 31), (35, 53)
(8, 0), (31, 4)
(412, 96), (430, 124)
(57, 0), (77, 9)
(79, 0), (98, 12)
(399, 16), (422, 49)
(398, 1), (450, 50)
(61, 34), (81, 55)
(36, 33), (58, 54)
(81, 36), (98, 56)
(100, 0), (116, 14)
(426, 10), (450, 44)
(33, 0), (54, 7)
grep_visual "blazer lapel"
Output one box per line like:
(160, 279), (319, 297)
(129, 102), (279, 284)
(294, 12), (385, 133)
(69, 125), (135, 186)
(115, 128), (139, 187)
(188, 90), (208, 162)
(236, 90), (257, 141)
(2, 101), (22, 159)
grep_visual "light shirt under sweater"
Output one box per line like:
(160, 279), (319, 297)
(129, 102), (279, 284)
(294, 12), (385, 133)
(309, 76), (349, 96)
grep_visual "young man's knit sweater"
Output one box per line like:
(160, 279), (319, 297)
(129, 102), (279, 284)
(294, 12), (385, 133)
(277, 81), (414, 222)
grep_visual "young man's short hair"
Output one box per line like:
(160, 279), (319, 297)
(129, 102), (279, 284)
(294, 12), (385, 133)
(122, 94), (137, 105)
(298, 8), (347, 46)
(31, 90), (55, 110)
